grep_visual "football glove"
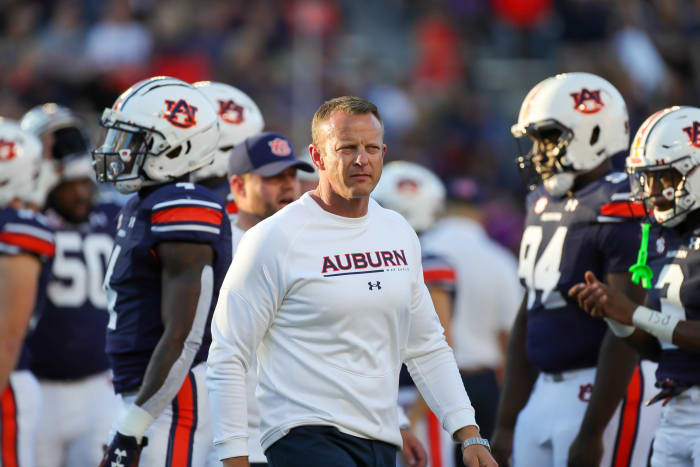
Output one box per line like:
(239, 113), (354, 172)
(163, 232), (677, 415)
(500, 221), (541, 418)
(99, 431), (148, 467)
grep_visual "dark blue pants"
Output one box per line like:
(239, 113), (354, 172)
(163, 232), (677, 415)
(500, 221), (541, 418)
(265, 425), (397, 467)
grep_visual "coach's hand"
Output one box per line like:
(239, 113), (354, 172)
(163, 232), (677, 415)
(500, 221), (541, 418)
(567, 431), (603, 467)
(462, 444), (498, 467)
(400, 428), (427, 467)
(99, 432), (148, 467)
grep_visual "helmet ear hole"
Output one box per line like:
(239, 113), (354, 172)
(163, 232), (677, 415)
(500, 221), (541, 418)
(590, 125), (600, 146)
(165, 146), (182, 159)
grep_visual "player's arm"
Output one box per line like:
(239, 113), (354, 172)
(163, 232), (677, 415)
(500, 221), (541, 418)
(105, 242), (213, 453)
(0, 253), (41, 389)
(568, 272), (644, 467)
(135, 241), (213, 405)
(491, 293), (538, 465)
(571, 271), (700, 352)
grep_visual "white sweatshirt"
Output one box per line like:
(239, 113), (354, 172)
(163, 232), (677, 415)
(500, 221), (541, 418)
(207, 192), (476, 460)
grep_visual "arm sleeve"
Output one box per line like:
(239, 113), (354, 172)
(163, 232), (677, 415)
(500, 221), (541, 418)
(206, 223), (287, 460)
(0, 211), (55, 260)
(596, 221), (642, 275)
(403, 236), (477, 437)
(150, 197), (226, 245)
(422, 252), (457, 293)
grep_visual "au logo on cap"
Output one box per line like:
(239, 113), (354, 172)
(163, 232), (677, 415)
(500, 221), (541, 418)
(268, 137), (291, 156)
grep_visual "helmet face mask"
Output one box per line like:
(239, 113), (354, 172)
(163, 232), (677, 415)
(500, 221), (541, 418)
(93, 116), (162, 192)
(515, 119), (574, 193)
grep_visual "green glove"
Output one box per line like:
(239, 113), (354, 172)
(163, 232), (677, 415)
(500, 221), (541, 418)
(628, 223), (653, 289)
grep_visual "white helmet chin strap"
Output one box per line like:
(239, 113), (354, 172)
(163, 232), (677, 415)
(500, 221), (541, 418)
(654, 207), (686, 227)
(544, 172), (575, 197)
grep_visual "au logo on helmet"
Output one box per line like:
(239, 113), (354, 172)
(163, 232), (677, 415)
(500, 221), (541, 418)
(682, 121), (700, 148)
(0, 139), (17, 161)
(217, 99), (244, 125)
(570, 88), (604, 114)
(268, 137), (291, 156)
(163, 99), (198, 128)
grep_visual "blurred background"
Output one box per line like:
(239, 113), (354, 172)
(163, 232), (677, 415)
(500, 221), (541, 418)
(1, 0), (698, 252)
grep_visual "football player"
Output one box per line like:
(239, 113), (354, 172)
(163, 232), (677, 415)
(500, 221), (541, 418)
(491, 72), (660, 467)
(191, 81), (265, 220)
(373, 162), (522, 467)
(20, 103), (121, 467)
(570, 106), (700, 467)
(92, 76), (232, 466)
(0, 118), (55, 467)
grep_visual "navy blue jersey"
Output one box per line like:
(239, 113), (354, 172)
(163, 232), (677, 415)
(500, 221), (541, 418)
(206, 180), (238, 221)
(105, 182), (232, 394)
(27, 203), (120, 380)
(519, 173), (644, 373)
(646, 221), (700, 386)
(0, 207), (55, 370)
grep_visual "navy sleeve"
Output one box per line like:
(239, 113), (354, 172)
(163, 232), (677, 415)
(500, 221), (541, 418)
(596, 221), (642, 275)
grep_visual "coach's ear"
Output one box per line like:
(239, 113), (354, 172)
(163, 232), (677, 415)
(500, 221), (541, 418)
(230, 174), (245, 198)
(309, 144), (325, 171)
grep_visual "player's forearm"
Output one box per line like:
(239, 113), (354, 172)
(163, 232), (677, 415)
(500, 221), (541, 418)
(494, 299), (537, 429)
(0, 255), (39, 388)
(222, 457), (250, 467)
(579, 331), (638, 435)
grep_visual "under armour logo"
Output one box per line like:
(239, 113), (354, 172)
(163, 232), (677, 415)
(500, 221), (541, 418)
(217, 99), (244, 124)
(368, 281), (381, 290)
(111, 448), (127, 467)
(578, 383), (593, 402)
(682, 121), (700, 148)
(570, 88), (604, 114)
(164, 99), (198, 128)
(564, 198), (579, 212)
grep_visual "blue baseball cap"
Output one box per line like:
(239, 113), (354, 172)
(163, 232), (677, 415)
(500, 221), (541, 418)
(228, 132), (315, 177)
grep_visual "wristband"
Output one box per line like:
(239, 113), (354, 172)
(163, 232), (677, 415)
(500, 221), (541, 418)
(632, 306), (680, 344)
(118, 404), (155, 442)
(604, 318), (635, 337)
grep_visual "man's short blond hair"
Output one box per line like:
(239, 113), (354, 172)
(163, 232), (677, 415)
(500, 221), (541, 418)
(311, 96), (383, 146)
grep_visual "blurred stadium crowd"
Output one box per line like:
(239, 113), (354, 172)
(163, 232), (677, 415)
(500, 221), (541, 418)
(0, 0), (698, 252)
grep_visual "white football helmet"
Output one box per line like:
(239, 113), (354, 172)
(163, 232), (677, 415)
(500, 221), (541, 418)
(0, 118), (43, 207)
(191, 81), (265, 181)
(372, 161), (446, 232)
(93, 76), (220, 193)
(512, 72), (629, 196)
(627, 106), (700, 227)
(21, 103), (94, 205)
